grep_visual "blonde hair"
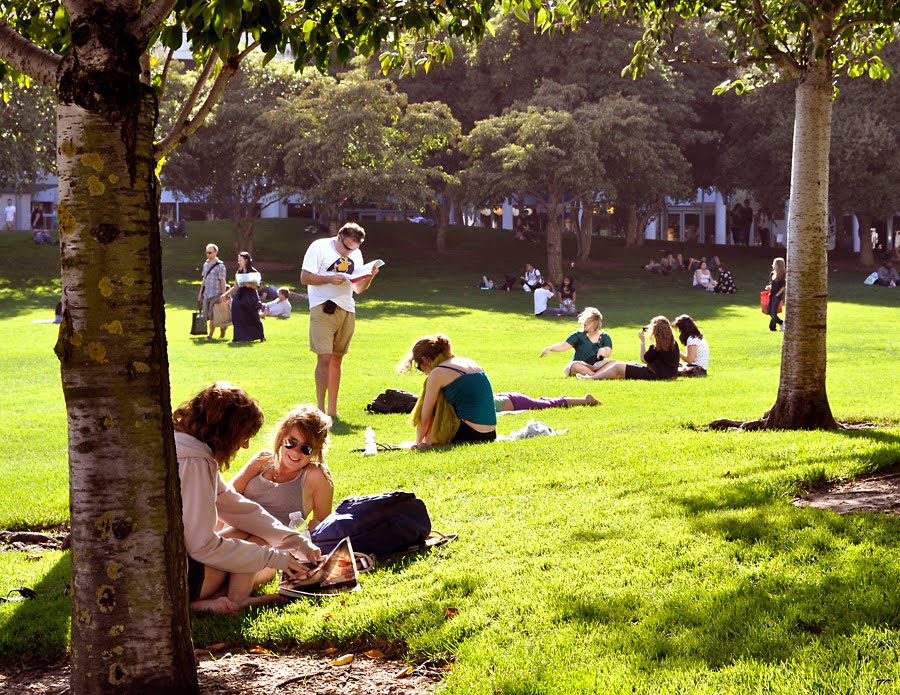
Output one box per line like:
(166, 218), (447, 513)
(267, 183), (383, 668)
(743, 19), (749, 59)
(772, 257), (786, 282)
(398, 334), (454, 372)
(578, 307), (603, 333)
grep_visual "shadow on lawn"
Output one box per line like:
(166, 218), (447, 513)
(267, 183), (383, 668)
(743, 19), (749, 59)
(0, 553), (71, 659)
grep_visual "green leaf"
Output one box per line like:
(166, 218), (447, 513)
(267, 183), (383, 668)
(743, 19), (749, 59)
(512, 4), (531, 23)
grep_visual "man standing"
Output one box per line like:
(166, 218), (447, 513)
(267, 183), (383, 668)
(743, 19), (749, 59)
(197, 243), (227, 340)
(4, 198), (16, 231)
(301, 222), (378, 417)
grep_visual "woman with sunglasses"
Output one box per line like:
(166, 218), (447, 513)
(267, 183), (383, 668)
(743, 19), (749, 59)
(230, 405), (334, 531)
(174, 383), (320, 614)
(400, 334), (497, 447)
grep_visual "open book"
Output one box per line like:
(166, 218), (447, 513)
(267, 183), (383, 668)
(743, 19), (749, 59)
(277, 537), (359, 598)
(343, 259), (385, 283)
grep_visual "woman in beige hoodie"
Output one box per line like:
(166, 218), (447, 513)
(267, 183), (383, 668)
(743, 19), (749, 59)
(174, 382), (320, 614)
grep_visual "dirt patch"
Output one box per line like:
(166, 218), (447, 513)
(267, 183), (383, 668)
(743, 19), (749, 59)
(793, 467), (900, 515)
(0, 648), (445, 693)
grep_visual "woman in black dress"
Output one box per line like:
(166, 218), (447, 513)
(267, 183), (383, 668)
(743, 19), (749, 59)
(223, 252), (265, 343)
(577, 316), (680, 381)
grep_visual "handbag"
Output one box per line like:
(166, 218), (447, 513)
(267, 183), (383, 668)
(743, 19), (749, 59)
(190, 302), (206, 335)
(212, 299), (232, 328)
(759, 289), (770, 314)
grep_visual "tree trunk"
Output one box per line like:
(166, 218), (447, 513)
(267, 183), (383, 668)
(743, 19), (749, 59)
(434, 196), (451, 253)
(55, 12), (197, 692)
(232, 201), (255, 256)
(544, 193), (564, 283)
(623, 204), (644, 247)
(765, 59), (837, 430)
(577, 204), (593, 265)
(857, 212), (875, 267)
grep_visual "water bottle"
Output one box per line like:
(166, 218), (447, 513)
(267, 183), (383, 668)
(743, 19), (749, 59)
(288, 511), (311, 540)
(364, 426), (377, 456)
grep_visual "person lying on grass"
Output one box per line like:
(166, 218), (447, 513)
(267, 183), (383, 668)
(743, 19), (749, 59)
(401, 334), (497, 447)
(540, 307), (613, 377)
(229, 405), (334, 532)
(174, 382), (320, 614)
(494, 392), (600, 412)
(577, 316), (680, 381)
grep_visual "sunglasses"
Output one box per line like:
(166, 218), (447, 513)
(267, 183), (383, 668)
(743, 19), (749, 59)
(416, 362), (424, 372)
(283, 438), (313, 456)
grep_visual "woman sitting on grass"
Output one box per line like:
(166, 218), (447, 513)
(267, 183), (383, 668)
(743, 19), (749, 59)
(540, 307), (613, 377)
(174, 383), (319, 614)
(672, 314), (710, 377)
(578, 316), (680, 381)
(401, 334), (497, 447)
(229, 405), (334, 531)
(693, 261), (717, 291)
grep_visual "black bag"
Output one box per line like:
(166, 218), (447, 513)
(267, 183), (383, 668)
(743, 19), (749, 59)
(190, 302), (206, 335)
(365, 388), (419, 414)
(310, 491), (431, 556)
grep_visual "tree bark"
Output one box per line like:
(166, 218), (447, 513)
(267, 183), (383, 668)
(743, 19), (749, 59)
(623, 204), (644, 247)
(55, 7), (197, 692)
(577, 203), (593, 265)
(433, 196), (451, 253)
(544, 192), (564, 283)
(765, 58), (837, 430)
(232, 200), (255, 256)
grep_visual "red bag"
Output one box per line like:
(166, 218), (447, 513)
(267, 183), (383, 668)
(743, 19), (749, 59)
(760, 289), (770, 314)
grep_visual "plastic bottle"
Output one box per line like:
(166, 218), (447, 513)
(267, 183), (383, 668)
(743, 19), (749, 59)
(364, 426), (377, 456)
(288, 511), (311, 540)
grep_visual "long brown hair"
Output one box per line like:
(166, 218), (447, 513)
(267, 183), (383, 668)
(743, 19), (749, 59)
(672, 314), (703, 345)
(648, 316), (676, 352)
(771, 257), (786, 282)
(172, 382), (264, 469)
(272, 405), (332, 472)
(399, 334), (454, 372)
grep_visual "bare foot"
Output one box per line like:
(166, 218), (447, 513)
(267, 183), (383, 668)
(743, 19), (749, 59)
(576, 373), (595, 380)
(585, 394), (600, 405)
(192, 596), (241, 614)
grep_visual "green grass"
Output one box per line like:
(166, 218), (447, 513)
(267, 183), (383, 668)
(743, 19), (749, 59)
(1, 221), (899, 692)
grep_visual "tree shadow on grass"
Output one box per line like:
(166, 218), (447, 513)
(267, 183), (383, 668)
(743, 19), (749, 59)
(0, 553), (71, 660)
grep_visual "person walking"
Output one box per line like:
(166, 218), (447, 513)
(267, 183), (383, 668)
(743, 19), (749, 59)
(198, 243), (227, 340)
(4, 198), (16, 231)
(300, 222), (379, 417)
(766, 257), (786, 331)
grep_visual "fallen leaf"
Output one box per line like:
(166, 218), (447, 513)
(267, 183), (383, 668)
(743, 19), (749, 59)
(329, 654), (354, 666)
(443, 663), (455, 671)
(25, 554), (42, 562)
(395, 666), (414, 679)
(445, 607), (459, 619)
(363, 649), (386, 659)
(249, 646), (273, 655)
(323, 613), (335, 622)
(205, 643), (226, 652)
(324, 647), (338, 655)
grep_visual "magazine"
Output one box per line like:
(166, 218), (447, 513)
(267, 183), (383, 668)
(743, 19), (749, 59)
(277, 537), (359, 598)
(343, 259), (385, 283)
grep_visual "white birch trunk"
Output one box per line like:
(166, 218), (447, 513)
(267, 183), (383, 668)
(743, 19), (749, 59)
(54, 7), (197, 691)
(767, 56), (837, 429)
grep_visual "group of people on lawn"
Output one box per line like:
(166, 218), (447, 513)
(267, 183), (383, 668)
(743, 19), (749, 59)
(178, 223), (715, 614)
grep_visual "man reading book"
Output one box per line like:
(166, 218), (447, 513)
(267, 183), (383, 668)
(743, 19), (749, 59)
(300, 222), (379, 417)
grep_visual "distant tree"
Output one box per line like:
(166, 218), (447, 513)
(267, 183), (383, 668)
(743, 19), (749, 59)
(0, 77), (54, 191)
(462, 101), (609, 281)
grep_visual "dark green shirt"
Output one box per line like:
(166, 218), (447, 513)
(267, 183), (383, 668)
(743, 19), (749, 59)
(566, 330), (612, 364)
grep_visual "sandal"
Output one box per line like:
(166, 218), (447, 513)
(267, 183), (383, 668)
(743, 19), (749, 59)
(354, 552), (376, 574)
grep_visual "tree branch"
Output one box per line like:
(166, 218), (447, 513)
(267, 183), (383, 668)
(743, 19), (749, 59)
(157, 46), (174, 95)
(63, 0), (94, 23)
(236, 8), (305, 61)
(154, 52), (238, 160)
(0, 21), (62, 87)
(133, 0), (180, 40)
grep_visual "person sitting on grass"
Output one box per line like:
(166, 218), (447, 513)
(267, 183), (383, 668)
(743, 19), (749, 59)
(644, 257), (666, 274)
(495, 392), (600, 412)
(557, 275), (577, 315)
(401, 334), (497, 447)
(577, 316), (680, 381)
(229, 405), (334, 531)
(261, 288), (292, 318)
(540, 307), (613, 377)
(714, 263), (737, 294)
(875, 259), (898, 287)
(693, 261), (717, 291)
(672, 314), (710, 377)
(174, 382), (319, 614)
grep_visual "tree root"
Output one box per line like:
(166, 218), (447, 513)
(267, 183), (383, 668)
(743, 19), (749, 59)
(708, 418), (767, 431)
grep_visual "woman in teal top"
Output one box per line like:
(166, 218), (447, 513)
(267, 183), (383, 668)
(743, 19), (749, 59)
(540, 306), (613, 376)
(401, 334), (497, 447)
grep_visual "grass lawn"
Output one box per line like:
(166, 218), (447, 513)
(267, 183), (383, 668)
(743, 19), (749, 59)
(0, 220), (898, 693)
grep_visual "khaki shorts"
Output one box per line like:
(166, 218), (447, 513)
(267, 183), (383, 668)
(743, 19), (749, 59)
(309, 304), (356, 355)
(202, 296), (219, 321)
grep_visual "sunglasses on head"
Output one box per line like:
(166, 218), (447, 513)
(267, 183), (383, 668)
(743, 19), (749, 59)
(283, 438), (313, 456)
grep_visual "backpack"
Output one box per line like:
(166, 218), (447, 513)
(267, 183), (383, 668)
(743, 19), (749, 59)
(310, 491), (431, 556)
(365, 388), (419, 414)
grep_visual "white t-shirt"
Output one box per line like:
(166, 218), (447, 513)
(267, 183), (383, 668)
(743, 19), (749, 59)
(264, 298), (292, 318)
(533, 287), (553, 315)
(301, 237), (364, 312)
(5, 205), (15, 223)
(686, 335), (710, 370)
